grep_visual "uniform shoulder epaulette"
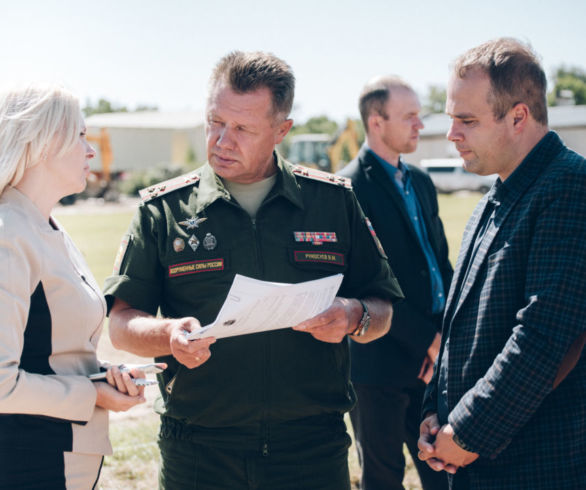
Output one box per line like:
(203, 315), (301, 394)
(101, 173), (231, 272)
(139, 170), (200, 202)
(291, 165), (352, 190)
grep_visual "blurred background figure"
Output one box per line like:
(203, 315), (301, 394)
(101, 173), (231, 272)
(339, 76), (452, 490)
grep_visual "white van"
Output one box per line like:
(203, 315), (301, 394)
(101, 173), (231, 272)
(420, 158), (497, 194)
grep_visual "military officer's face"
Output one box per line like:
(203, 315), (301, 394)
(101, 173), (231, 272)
(206, 82), (293, 184)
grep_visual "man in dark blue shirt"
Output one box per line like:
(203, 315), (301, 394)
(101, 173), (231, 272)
(339, 76), (452, 490)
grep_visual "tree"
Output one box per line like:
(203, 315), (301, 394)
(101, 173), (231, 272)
(548, 65), (586, 106)
(423, 85), (447, 114)
(290, 115), (339, 136)
(82, 99), (159, 117)
(83, 98), (128, 117)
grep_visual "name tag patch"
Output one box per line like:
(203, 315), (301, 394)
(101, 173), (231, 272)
(169, 258), (224, 278)
(294, 250), (345, 266)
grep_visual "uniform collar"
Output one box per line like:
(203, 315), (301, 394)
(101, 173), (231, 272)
(194, 152), (305, 214)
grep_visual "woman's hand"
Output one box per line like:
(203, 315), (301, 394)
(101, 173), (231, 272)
(94, 365), (147, 412)
(94, 382), (145, 412)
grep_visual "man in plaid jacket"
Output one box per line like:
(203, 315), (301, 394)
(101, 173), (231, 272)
(418, 38), (586, 489)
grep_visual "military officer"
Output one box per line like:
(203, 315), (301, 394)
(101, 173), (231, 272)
(104, 50), (403, 490)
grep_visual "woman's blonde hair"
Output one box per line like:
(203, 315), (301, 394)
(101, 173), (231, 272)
(0, 83), (82, 195)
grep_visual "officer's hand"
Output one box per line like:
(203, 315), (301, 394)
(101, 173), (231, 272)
(292, 297), (360, 343)
(169, 317), (216, 369)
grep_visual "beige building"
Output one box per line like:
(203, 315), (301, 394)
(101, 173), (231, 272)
(85, 111), (206, 174)
(409, 105), (586, 166)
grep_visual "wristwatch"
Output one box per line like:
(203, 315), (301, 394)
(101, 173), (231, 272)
(350, 299), (371, 337)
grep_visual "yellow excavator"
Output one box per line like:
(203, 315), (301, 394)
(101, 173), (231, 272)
(286, 119), (360, 173)
(60, 128), (116, 204)
(87, 128), (114, 184)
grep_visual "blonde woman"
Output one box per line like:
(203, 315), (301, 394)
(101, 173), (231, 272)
(0, 84), (146, 489)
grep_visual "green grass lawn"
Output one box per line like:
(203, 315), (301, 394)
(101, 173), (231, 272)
(55, 191), (482, 490)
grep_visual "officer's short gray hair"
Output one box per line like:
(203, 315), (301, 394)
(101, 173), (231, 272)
(208, 51), (295, 119)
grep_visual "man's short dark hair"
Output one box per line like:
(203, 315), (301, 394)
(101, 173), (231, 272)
(454, 38), (548, 125)
(209, 51), (295, 119)
(358, 76), (414, 133)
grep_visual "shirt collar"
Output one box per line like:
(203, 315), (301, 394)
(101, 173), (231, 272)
(488, 131), (562, 208)
(194, 151), (305, 214)
(367, 145), (408, 172)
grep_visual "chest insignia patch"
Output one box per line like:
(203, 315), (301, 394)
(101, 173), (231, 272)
(364, 217), (387, 259)
(293, 231), (337, 246)
(179, 216), (207, 230)
(203, 232), (217, 251)
(188, 235), (200, 252)
(173, 237), (185, 253)
(294, 250), (345, 266)
(168, 258), (224, 278)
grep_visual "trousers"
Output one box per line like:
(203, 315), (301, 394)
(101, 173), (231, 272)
(158, 428), (351, 490)
(350, 382), (448, 490)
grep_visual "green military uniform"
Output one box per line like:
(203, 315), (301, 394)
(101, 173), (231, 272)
(104, 153), (403, 489)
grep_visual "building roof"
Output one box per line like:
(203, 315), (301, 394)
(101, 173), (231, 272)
(420, 105), (586, 136)
(86, 110), (205, 129)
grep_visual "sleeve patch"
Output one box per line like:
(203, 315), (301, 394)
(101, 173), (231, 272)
(364, 217), (388, 259)
(113, 234), (131, 275)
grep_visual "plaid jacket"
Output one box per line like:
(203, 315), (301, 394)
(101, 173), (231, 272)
(423, 132), (586, 489)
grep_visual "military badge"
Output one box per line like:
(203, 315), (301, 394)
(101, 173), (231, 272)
(178, 216), (207, 230)
(203, 233), (217, 251)
(188, 235), (200, 252)
(173, 237), (185, 253)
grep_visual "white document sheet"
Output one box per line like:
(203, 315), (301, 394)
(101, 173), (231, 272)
(185, 273), (344, 340)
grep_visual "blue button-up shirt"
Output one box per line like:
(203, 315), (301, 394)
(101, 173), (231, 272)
(369, 149), (445, 314)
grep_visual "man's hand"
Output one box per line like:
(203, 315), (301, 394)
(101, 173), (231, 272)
(427, 332), (441, 361)
(169, 317), (216, 368)
(292, 297), (360, 343)
(417, 413), (458, 474)
(418, 333), (442, 384)
(433, 423), (479, 469)
(418, 355), (434, 384)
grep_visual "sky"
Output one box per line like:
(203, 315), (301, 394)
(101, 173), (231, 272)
(1, 0), (584, 123)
